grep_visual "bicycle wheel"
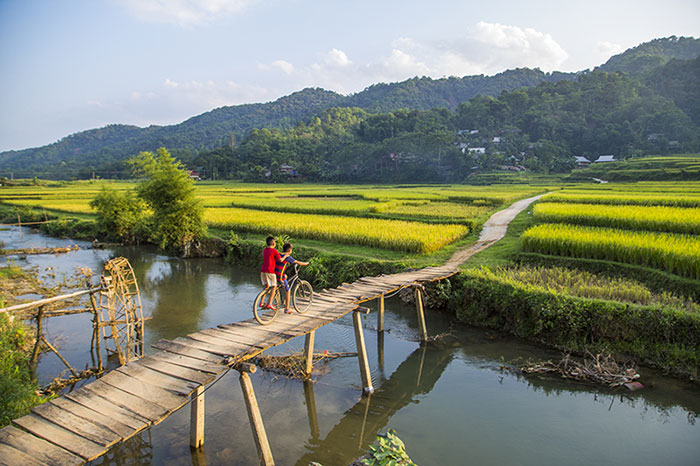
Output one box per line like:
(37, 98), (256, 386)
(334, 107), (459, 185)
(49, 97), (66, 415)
(254, 288), (280, 325)
(292, 280), (314, 314)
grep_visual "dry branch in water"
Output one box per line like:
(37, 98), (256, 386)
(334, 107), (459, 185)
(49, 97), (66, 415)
(254, 350), (357, 379)
(517, 352), (641, 388)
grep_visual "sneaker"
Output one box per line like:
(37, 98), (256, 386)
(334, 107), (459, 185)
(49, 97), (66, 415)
(284, 309), (294, 314)
(264, 304), (276, 310)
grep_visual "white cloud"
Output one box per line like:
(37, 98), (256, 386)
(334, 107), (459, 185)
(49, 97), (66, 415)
(256, 22), (568, 95)
(469, 21), (569, 72)
(597, 40), (624, 58)
(271, 60), (294, 75)
(325, 49), (352, 67)
(117, 0), (258, 26)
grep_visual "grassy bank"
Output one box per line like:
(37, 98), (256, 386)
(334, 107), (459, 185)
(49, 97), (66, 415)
(444, 269), (700, 380)
(0, 265), (49, 427)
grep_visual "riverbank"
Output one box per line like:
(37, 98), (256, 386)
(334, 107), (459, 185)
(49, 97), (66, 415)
(0, 264), (48, 427)
(1, 223), (699, 465)
(4, 201), (699, 383)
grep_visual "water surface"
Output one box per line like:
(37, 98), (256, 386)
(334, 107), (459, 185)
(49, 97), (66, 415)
(2, 226), (698, 465)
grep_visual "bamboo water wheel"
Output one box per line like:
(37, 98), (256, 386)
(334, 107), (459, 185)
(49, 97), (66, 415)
(98, 257), (144, 365)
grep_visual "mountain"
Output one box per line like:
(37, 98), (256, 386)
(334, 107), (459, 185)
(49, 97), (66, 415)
(598, 36), (700, 75)
(342, 68), (575, 113)
(646, 55), (700, 126)
(0, 88), (344, 178)
(1, 36), (699, 179)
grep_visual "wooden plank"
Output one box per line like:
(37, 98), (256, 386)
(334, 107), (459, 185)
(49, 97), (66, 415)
(138, 356), (215, 386)
(79, 382), (166, 423)
(65, 387), (150, 430)
(172, 337), (250, 358)
(117, 363), (199, 397)
(216, 325), (290, 347)
(148, 350), (225, 375)
(30, 401), (120, 448)
(99, 371), (188, 412)
(0, 443), (46, 466)
(186, 332), (253, 353)
(152, 339), (224, 363)
(48, 397), (135, 439)
(220, 322), (295, 339)
(0, 425), (82, 466)
(197, 328), (265, 348)
(13, 413), (106, 461)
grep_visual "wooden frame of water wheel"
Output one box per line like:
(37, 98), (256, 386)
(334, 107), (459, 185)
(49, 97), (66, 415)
(98, 257), (144, 365)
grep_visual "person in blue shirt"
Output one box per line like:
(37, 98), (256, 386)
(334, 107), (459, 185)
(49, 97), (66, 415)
(274, 242), (309, 313)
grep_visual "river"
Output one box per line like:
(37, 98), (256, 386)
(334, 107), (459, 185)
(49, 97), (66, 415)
(1, 226), (699, 466)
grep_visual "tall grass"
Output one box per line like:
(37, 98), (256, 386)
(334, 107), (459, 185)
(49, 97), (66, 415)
(522, 223), (700, 279)
(533, 202), (700, 235)
(486, 265), (700, 313)
(204, 207), (469, 253)
(541, 192), (700, 208)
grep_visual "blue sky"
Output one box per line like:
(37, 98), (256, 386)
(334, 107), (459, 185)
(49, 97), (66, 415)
(1, 0), (698, 152)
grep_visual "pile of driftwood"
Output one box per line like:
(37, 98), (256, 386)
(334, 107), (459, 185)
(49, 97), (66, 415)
(518, 352), (641, 389)
(254, 350), (357, 379)
(0, 245), (79, 256)
(40, 367), (103, 395)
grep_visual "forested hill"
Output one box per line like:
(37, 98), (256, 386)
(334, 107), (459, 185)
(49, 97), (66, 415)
(598, 36), (700, 75)
(0, 88), (345, 178)
(0, 69), (573, 178)
(342, 68), (574, 113)
(1, 36), (698, 179)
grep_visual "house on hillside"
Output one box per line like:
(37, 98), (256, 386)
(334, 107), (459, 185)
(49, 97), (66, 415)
(279, 164), (298, 176)
(468, 147), (486, 155)
(574, 156), (591, 167)
(187, 170), (201, 181)
(594, 155), (616, 163)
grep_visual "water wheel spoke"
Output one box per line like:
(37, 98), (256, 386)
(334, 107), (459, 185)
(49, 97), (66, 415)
(97, 257), (144, 365)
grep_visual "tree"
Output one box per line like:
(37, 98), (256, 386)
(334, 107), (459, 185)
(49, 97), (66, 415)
(89, 187), (147, 243)
(130, 147), (206, 253)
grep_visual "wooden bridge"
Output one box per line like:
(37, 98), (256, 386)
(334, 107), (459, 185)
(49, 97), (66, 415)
(0, 195), (543, 465)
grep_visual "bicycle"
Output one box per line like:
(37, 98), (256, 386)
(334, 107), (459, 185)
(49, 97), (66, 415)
(253, 263), (314, 325)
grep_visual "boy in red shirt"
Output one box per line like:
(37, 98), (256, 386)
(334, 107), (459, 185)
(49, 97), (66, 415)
(260, 236), (289, 310)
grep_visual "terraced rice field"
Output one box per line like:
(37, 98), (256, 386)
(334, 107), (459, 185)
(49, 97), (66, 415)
(526, 182), (700, 279)
(2, 180), (545, 254)
(533, 202), (700, 235)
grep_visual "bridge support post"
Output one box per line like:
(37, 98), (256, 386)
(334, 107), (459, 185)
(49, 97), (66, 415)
(237, 363), (275, 466)
(352, 307), (374, 395)
(303, 331), (315, 377)
(377, 294), (385, 332)
(414, 286), (428, 342)
(190, 386), (205, 449)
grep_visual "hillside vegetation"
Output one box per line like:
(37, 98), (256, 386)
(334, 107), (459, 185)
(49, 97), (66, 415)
(1, 36), (698, 181)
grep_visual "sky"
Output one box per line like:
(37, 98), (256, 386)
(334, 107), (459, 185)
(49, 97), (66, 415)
(1, 0), (698, 152)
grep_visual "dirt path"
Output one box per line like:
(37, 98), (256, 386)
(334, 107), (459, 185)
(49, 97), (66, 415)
(444, 193), (547, 267)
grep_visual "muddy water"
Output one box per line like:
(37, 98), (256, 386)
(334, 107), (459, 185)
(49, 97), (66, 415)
(2, 226), (699, 466)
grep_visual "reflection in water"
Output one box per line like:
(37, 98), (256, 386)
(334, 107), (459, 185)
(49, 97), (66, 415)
(296, 343), (454, 466)
(303, 380), (320, 441)
(90, 430), (153, 466)
(191, 444), (207, 466)
(2, 228), (699, 465)
(144, 258), (210, 341)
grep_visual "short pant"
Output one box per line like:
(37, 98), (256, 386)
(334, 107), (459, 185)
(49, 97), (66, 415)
(260, 272), (277, 287)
